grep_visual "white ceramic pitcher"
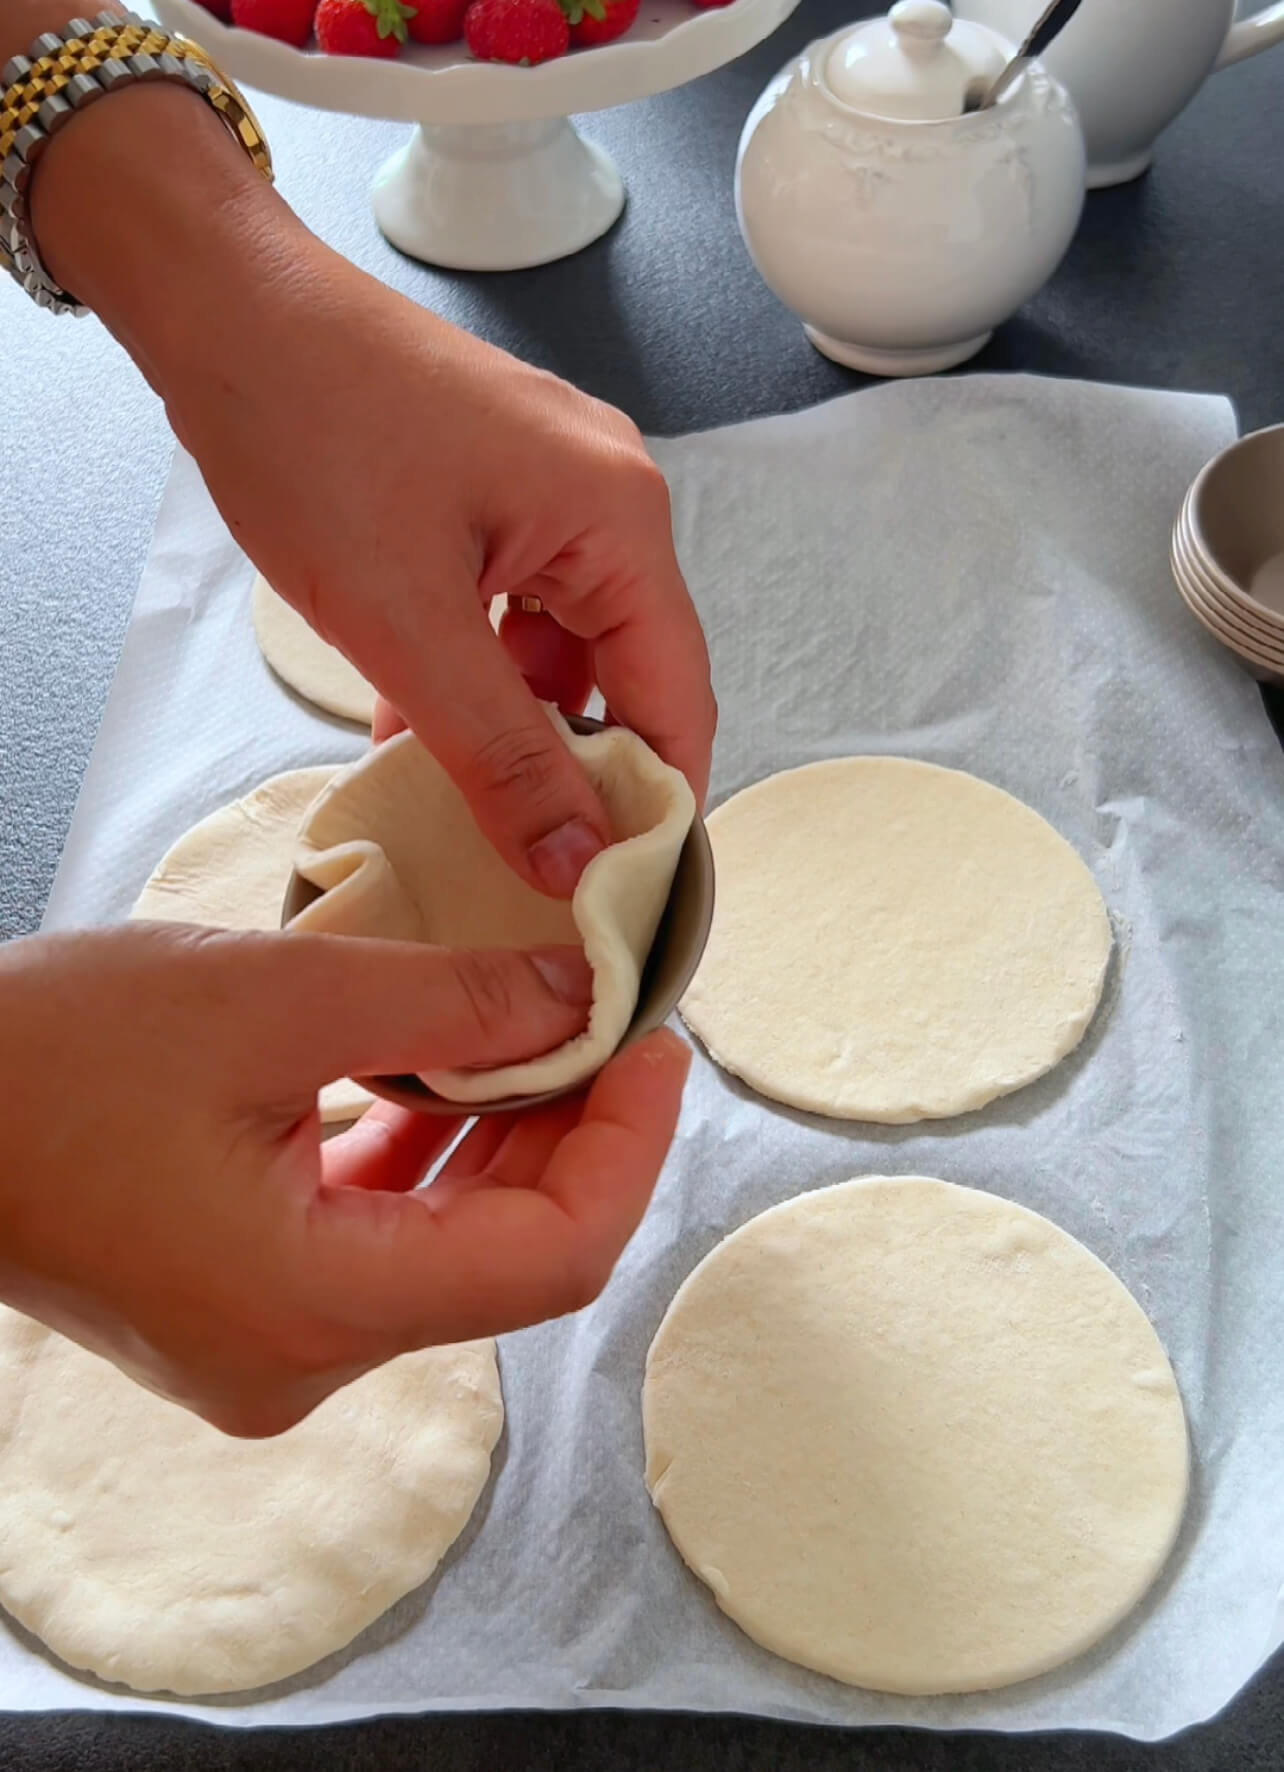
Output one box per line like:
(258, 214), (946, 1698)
(951, 0), (1284, 185)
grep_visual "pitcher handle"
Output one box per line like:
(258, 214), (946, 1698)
(1216, 2), (1284, 69)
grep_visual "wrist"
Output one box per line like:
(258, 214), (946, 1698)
(150, 231), (456, 462)
(26, 69), (305, 383)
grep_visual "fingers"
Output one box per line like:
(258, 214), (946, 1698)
(589, 574), (716, 809)
(322, 1101), (466, 1194)
(356, 583), (611, 897)
(371, 695), (405, 744)
(428, 1093), (582, 1206)
(505, 473), (716, 808)
(497, 603), (595, 716)
(521, 1029), (689, 1264)
(376, 604), (591, 793)
(376, 592), (590, 766)
(426, 1110), (516, 1189)
(305, 1030), (691, 1343)
(180, 930), (593, 1099)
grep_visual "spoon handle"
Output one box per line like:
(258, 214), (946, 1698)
(971, 0), (1085, 111)
(1022, 0), (1085, 63)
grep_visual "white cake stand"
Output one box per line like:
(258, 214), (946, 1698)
(156, 0), (799, 270)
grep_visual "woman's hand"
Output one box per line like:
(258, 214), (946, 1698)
(13, 78), (704, 1433)
(162, 253), (716, 896)
(27, 86), (715, 898)
(0, 926), (688, 1436)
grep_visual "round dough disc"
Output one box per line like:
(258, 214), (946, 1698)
(132, 767), (372, 1124)
(251, 577), (506, 727)
(251, 576), (377, 727)
(680, 758), (1112, 1122)
(643, 1176), (1188, 1696)
(0, 1308), (502, 1695)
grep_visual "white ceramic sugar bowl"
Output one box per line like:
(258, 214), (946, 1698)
(735, 0), (1086, 376)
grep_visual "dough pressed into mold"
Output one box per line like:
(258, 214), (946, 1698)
(289, 717), (695, 1104)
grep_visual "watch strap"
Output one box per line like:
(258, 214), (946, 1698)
(0, 11), (273, 315)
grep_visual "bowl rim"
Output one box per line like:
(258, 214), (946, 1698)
(1177, 500), (1284, 643)
(1184, 424), (1284, 619)
(1172, 540), (1284, 675)
(1168, 510), (1282, 655)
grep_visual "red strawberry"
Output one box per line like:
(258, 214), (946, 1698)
(195, 0), (234, 21)
(690, 0), (734, 7)
(316, 0), (416, 53)
(464, 0), (569, 64)
(562, 0), (637, 46)
(408, 0), (468, 41)
(230, 0), (316, 45)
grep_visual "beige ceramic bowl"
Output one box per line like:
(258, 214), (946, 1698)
(1174, 507), (1284, 646)
(1172, 426), (1284, 682)
(1176, 501), (1284, 647)
(1171, 563), (1284, 686)
(1171, 527), (1284, 685)
(1184, 427), (1284, 619)
(282, 714), (715, 1117)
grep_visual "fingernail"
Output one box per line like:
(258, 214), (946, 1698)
(530, 947), (594, 1005)
(529, 818), (604, 897)
(639, 1028), (692, 1070)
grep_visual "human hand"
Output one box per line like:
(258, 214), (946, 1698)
(0, 926), (688, 1435)
(25, 68), (714, 893)
(158, 244), (715, 898)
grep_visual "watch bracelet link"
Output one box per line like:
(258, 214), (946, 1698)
(0, 10), (273, 316)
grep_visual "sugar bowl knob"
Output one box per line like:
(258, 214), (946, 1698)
(890, 0), (952, 48)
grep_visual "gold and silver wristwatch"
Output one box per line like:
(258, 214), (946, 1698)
(0, 9), (273, 315)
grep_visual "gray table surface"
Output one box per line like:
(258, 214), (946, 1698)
(3, 0), (1282, 1764)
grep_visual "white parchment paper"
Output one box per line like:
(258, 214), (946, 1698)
(16, 374), (1284, 1738)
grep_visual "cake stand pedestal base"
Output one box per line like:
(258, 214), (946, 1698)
(371, 118), (625, 271)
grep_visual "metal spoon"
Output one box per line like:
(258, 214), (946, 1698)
(962, 0), (1084, 112)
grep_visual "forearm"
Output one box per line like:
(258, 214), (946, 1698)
(2, 0), (320, 401)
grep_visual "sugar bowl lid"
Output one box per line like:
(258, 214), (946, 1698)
(825, 0), (1008, 122)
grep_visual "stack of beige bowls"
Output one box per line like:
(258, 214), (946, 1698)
(1172, 424), (1284, 687)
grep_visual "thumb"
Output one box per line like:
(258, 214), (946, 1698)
(351, 584), (610, 898)
(194, 930), (593, 1099)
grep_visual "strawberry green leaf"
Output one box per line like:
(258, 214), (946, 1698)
(363, 0), (415, 38)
